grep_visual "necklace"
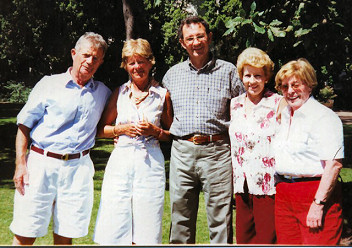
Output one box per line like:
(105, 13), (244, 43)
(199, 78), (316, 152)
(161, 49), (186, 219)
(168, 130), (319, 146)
(129, 80), (151, 105)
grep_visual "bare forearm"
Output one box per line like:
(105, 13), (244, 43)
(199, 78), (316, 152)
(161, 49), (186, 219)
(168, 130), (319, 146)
(14, 124), (31, 195)
(156, 127), (171, 141)
(15, 125), (31, 167)
(100, 122), (172, 141)
(98, 124), (131, 138)
(314, 159), (343, 202)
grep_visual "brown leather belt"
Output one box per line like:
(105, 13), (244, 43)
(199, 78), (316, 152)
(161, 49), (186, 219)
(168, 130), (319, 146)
(176, 134), (228, 145)
(31, 145), (90, 161)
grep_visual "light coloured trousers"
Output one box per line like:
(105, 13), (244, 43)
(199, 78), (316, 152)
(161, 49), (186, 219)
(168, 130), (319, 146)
(169, 138), (233, 244)
(94, 144), (165, 245)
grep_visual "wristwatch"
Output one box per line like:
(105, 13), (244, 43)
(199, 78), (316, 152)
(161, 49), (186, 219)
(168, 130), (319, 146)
(313, 198), (326, 206)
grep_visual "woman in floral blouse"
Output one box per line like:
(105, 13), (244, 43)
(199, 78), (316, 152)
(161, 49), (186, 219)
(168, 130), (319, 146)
(229, 47), (286, 244)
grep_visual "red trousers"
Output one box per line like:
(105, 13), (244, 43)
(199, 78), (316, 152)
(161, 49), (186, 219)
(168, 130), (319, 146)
(235, 182), (276, 244)
(275, 180), (343, 245)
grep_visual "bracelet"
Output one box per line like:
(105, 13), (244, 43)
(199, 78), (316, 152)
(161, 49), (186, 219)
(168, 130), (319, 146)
(112, 126), (118, 137)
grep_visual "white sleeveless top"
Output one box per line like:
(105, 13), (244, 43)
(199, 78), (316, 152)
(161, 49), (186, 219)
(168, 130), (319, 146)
(115, 79), (167, 147)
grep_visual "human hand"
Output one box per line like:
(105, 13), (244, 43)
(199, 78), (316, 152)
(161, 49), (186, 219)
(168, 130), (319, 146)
(135, 120), (158, 137)
(13, 163), (29, 195)
(122, 123), (139, 137)
(306, 201), (324, 228)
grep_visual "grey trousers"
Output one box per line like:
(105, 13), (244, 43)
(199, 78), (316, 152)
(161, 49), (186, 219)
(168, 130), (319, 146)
(169, 138), (233, 244)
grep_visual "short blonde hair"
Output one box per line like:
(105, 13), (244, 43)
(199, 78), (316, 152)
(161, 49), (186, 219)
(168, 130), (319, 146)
(236, 47), (274, 81)
(120, 38), (155, 69)
(275, 58), (317, 91)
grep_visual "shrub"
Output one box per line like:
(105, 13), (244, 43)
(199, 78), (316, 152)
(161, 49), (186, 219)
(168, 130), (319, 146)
(2, 81), (31, 103)
(318, 85), (337, 103)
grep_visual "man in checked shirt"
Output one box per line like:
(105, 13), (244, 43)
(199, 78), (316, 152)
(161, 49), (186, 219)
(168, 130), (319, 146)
(162, 16), (244, 244)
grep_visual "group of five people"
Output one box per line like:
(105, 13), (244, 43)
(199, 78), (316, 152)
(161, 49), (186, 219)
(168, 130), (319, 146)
(11, 15), (344, 245)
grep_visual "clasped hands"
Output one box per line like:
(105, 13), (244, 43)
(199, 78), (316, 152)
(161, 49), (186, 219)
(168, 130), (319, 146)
(124, 120), (158, 138)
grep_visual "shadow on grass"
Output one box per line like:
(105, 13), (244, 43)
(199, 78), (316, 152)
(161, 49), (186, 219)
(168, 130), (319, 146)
(0, 121), (17, 189)
(90, 148), (111, 171)
(0, 103), (23, 188)
(161, 141), (171, 190)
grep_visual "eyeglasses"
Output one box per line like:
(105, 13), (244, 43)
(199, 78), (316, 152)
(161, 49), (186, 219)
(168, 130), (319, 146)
(184, 35), (207, 44)
(279, 81), (305, 91)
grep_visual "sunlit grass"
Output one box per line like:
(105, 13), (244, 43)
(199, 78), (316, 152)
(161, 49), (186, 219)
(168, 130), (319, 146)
(0, 187), (215, 245)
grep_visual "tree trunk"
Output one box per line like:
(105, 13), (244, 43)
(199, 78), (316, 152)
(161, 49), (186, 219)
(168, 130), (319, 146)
(121, 0), (149, 40)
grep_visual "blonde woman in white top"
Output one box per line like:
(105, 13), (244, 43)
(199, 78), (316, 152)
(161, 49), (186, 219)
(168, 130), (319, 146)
(274, 58), (343, 245)
(93, 39), (173, 245)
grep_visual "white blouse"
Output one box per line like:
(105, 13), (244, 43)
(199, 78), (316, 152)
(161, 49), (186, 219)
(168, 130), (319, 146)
(274, 96), (344, 177)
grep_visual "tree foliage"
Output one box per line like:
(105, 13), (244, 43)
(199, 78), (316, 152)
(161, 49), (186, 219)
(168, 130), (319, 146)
(199, 0), (351, 107)
(0, 0), (126, 90)
(0, 0), (351, 108)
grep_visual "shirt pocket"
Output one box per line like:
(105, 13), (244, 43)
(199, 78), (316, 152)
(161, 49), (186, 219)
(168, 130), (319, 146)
(206, 86), (231, 118)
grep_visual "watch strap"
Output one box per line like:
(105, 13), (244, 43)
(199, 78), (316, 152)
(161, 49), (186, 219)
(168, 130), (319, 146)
(314, 198), (326, 206)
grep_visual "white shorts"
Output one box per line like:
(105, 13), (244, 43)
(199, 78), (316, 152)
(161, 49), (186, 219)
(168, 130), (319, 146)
(94, 144), (165, 245)
(10, 151), (94, 238)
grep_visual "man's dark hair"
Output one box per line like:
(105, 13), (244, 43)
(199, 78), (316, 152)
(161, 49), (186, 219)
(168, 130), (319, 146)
(177, 16), (211, 40)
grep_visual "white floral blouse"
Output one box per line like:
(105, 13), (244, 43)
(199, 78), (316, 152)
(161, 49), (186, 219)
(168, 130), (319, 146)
(229, 90), (282, 195)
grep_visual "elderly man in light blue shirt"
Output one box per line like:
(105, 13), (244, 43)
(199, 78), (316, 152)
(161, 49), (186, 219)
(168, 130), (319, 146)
(10, 32), (111, 245)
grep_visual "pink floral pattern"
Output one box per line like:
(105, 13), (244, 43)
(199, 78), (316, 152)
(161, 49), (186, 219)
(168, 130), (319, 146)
(229, 91), (282, 195)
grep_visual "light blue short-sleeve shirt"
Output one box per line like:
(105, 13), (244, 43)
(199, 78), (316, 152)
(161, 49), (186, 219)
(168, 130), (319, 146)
(17, 68), (111, 153)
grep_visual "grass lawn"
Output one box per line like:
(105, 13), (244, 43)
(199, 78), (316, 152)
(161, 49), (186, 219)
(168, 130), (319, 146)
(0, 103), (351, 245)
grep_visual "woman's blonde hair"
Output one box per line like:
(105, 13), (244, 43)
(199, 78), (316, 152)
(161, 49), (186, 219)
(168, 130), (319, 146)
(275, 58), (317, 91)
(236, 47), (274, 81)
(120, 38), (155, 69)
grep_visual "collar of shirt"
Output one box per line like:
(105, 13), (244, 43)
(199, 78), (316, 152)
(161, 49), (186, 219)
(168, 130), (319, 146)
(187, 53), (216, 73)
(284, 95), (315, 119)
(65, 67), (96, 91)
(121, 78), (162, 96)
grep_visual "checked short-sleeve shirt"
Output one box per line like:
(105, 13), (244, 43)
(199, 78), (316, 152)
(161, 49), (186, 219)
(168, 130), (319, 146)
(162, 57), (244, 137)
